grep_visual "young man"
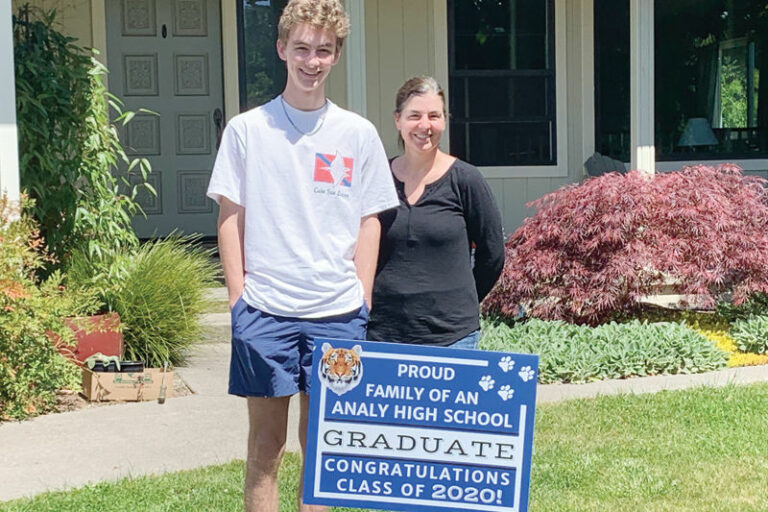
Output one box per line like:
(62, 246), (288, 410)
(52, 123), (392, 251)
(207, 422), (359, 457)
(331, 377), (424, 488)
(206, 1), (398, 510)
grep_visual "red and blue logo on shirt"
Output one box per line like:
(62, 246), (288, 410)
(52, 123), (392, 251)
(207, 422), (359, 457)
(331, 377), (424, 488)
(314, 152), (354, 187)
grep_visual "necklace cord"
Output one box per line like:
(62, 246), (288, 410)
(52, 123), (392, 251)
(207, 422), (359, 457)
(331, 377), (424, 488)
(280, 96), (329, 136)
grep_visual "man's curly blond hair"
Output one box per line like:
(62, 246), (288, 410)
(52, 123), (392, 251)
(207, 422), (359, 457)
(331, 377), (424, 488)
(278, 0), (350, 53)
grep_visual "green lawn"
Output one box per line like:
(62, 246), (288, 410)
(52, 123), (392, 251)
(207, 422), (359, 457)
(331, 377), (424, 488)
(3, 383), (767, 512)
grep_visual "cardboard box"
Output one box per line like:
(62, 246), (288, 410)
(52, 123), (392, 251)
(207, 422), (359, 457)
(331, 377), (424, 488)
(82, 367), (175, 402)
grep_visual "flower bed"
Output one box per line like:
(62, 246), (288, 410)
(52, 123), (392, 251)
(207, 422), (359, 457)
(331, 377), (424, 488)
(480, 317), (728, 384)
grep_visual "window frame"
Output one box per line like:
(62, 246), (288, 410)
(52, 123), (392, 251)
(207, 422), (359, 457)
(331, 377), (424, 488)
(447, 0), (569, 178)
(235, 0), (247, 112)
(235, 0), (288, 113)
(593, 0), (768, 166)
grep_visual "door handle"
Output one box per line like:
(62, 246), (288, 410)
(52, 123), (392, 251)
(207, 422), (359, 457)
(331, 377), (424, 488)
(213, 108), (224, 150)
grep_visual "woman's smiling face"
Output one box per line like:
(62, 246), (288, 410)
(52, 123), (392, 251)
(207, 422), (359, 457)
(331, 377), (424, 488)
(395, 92), (446, 154)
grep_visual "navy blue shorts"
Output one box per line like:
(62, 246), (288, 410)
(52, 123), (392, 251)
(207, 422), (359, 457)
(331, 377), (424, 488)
(229, 298), (369, 397)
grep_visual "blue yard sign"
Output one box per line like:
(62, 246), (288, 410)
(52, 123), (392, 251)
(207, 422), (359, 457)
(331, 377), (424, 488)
(303, 339), (539, 512)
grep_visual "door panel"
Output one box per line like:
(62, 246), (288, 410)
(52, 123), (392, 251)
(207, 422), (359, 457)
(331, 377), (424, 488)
(107, 0), (223, 238)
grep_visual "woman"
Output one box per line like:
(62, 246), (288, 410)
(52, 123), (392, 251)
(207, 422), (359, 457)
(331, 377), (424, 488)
(367, 76), (505, 349)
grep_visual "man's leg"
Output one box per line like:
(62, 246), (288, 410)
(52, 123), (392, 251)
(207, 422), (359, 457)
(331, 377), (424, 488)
(296, 305), (367, 511)
(298, 392), (328, 512)
(245, 396), (291, 512)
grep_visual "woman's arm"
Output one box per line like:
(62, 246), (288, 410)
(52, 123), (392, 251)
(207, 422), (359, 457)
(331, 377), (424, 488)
(462, 169), (506, 301)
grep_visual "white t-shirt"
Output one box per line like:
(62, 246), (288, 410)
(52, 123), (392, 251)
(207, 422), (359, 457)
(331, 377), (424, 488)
(207, 97), (399, 318)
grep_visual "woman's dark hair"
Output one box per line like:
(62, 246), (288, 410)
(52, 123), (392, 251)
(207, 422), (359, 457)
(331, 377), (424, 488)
(394, 76), (446, 115)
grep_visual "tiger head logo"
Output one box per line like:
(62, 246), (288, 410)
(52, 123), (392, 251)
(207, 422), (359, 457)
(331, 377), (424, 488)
(319, 343), (363, 396)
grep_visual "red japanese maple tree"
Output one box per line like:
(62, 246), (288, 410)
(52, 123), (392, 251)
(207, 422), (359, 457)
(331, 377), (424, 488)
(483, 164), (768, 325)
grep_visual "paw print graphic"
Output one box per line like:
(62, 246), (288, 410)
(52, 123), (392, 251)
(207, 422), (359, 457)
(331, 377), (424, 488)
(478, 375), (495, 391)
(497, 385), (515, 401)
(518, 366), (536, 383)
(498, 356), (515, 372)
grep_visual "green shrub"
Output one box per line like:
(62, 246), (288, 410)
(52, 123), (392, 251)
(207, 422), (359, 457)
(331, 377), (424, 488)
(631, 305), (730, 332)
(717, 293), (768, 322)
(731, 316), (768, 354)
(67, 237), (219, 367)
(0, 196), (98, 420)
(13, 6), (151, 273)
(479, 317), (728, 384)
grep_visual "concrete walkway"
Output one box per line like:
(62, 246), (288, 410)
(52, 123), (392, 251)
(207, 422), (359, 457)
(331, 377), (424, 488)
(1, 297), (767, 502)
(0, 307), (304, 503)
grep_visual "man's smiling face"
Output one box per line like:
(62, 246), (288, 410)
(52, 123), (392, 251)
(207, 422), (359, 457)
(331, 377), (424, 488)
(277, 22), (340, 97)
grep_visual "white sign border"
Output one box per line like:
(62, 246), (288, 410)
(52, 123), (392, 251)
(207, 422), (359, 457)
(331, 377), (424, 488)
(312, 350), (528, 512)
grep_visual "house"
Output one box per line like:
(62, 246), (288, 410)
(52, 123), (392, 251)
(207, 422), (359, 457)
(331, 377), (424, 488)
(1, 0), (766, 238)
(1, 0), (19, 208)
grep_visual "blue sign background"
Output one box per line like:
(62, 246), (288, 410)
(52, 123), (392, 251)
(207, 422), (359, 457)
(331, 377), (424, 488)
(303, 339), (539, 512)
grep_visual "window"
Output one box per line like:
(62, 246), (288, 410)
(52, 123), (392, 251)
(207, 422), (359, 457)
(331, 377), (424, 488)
(595, 0), (768, 161)
(594, 0), (630, 162)
(448, 0), (557, 167)
(715, 38), (758, 128)
(237, 0), (288, 111)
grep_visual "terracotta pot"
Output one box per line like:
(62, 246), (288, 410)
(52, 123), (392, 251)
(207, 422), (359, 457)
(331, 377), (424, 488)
(55, 312), (124, 365)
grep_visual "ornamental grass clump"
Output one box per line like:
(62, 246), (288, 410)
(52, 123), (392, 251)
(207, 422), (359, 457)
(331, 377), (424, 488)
(483, 164), (768, 325)
(731, 316), (768, 355)
(67, 237), (219, 367)
(480, 317), (728, 383)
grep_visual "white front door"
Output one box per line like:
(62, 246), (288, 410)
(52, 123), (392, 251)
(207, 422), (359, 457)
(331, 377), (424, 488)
(106, 0), (223, 238)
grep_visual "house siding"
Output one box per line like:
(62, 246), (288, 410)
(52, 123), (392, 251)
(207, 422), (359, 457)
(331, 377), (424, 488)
(325, 39), (347, 110)
(13, 0), (93, 48)
(365, 0), (444, 158)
